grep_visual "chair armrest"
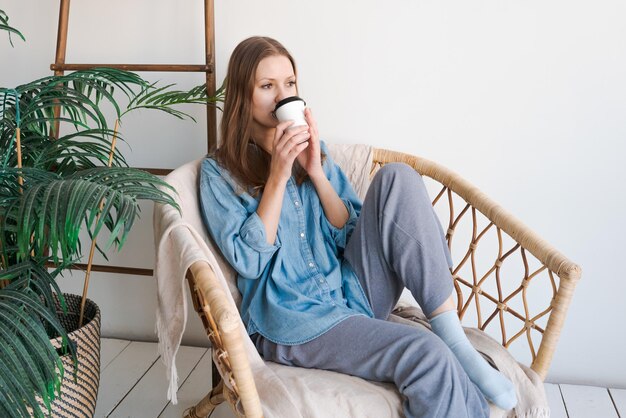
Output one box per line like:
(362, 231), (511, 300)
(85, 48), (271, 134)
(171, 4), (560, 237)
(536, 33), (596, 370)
(188, 260), (263, 418)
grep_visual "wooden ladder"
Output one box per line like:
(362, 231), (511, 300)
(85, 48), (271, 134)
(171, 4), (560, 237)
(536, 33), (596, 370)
(51, 0), (217, 277)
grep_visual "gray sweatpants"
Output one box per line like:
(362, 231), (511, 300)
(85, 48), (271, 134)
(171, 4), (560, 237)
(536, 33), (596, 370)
(252, 163), (490, 418)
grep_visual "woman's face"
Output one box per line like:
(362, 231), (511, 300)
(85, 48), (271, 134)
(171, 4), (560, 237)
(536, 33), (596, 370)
(251, 54), (297, 130)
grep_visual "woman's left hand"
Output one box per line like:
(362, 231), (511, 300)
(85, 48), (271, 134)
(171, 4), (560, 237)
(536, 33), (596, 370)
(296, 108), (324, 179)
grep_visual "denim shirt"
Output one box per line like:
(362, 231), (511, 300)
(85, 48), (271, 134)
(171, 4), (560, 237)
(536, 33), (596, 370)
(199, 141), (374, 345)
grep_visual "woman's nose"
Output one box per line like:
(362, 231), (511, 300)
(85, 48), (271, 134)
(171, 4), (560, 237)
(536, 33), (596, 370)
(275, 86), (290, 103)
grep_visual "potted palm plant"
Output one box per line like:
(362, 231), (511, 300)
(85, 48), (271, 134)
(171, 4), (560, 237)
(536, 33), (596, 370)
(0, 11), (222, 417)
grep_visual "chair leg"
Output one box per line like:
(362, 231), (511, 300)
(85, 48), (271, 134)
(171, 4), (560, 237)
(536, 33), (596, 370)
(183, 379), (225, 418)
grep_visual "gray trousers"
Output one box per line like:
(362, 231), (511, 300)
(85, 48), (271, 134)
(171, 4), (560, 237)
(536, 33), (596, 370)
(252, 163), (489, 418)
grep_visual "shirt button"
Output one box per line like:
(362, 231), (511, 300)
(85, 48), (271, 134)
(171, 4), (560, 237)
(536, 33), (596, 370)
(300, 232), (305, 238)
(294, 201), (300, 206)
(319, 278), (324, 283)
(309, 262), (314, 268)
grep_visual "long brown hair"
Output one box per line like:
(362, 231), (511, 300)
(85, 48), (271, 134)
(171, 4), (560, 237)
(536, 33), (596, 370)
(215, 36), (323, 196)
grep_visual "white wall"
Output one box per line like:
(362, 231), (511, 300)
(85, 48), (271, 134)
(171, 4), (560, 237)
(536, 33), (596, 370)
(3, 0), (625, 389)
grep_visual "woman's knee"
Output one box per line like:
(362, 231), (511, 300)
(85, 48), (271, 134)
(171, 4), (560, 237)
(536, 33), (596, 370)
(377, 162), (420, 179)
(371, 163), (432, 212)
(374, 163), (425, 190)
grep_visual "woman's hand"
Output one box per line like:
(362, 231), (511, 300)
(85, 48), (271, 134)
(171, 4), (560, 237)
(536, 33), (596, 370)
(296, 108), (324, 180)
(268, 120), (311, 184)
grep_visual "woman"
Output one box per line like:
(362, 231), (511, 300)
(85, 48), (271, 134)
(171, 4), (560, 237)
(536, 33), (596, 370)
(200, 36), (516, 417)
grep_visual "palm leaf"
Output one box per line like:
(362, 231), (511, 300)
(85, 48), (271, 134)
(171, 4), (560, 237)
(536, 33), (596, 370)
(0, 364), (34, 417)
(2, 69), (152, 142)
(0, 320), (52, 416)
(122, 82), (224, 120)
(0, 300), (64, 418)
(6, 129), (128, 172)
(1, 167), (177, 262)
(0, 9), (26, 47)
(0, 259), (73, 417)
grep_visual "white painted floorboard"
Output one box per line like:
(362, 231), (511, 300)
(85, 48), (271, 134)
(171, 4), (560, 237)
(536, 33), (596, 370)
(159, 350), (213, 418)
(544, 383), (567, 418)
(100, 338), (131, 371)
(109, 346), (207, 418)
(95, 341), (160, 418)
(609, 388), (626, 417)
(560, 384), (619, 418)
(158, 349), (236, 418)
(97, 338), (624, 418)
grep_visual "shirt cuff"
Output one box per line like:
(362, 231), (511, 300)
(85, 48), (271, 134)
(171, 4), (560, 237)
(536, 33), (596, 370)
(240, 212), (281, 252)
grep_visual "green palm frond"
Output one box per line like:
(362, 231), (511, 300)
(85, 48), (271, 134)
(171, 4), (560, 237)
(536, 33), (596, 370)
(0, 129), (128, 173)
(1, 167), (178, 263)
(0, 259), (74, 418)
(3, 257), (68, 315)
(0, 9), (25, 47)
(124, 81), (224, 120)
(4, 69), (150, 134)
(19, 129), (129, 172)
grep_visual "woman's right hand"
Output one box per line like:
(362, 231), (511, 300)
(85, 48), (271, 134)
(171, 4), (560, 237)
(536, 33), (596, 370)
(268, 121), (311, 183)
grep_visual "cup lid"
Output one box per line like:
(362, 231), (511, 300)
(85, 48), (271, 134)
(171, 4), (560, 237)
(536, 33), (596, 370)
(274, 96), (306, 112)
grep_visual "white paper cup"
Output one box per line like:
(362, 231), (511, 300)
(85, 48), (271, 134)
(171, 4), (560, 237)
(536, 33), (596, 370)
(274, 96), (307, 128)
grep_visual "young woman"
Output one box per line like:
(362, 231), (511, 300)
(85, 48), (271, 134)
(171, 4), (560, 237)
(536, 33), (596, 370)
(200, 36), (517, 417)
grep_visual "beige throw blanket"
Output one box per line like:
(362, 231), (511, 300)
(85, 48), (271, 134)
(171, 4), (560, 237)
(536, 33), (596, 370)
(154, 143), (549, 417)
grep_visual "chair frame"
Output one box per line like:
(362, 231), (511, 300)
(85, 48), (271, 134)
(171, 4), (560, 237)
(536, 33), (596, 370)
(181, 148), (581, 418)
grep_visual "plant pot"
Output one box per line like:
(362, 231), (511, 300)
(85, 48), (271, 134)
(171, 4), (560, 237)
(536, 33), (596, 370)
(36, 294), (101, 417)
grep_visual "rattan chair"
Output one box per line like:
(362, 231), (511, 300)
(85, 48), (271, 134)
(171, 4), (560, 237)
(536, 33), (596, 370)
(160, 146), (581, 418)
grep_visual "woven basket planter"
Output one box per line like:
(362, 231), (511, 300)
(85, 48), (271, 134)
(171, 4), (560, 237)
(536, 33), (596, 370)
(36, 294), (101, 417)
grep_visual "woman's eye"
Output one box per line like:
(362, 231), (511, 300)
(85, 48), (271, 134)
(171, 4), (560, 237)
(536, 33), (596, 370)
(288, 81), (296, 87)
(262, 83), (272, 89)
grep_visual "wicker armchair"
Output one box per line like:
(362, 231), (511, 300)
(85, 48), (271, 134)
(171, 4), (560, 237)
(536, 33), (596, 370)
(167, 147), (580, 418)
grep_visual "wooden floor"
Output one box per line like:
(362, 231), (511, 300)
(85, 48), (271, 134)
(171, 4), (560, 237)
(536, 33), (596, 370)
(97, 338), (625, 418)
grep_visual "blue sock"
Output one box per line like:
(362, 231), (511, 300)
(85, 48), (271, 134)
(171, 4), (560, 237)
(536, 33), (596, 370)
(430, 310), (518, 410)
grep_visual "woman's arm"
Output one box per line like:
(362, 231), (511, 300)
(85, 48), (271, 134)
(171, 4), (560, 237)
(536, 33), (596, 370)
(200, 162), (280, 279)
(310, 172), (349, 229)
(256, 175), (288, 244)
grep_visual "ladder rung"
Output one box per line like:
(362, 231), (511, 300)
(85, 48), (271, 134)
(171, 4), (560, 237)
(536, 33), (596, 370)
(136, 167), (173, 176)
(51, 63), (213, 73)
(46, 262), (154, 276)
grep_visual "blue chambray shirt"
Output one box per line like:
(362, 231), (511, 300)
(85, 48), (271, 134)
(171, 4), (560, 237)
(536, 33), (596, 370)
(199, 141), (374, 345)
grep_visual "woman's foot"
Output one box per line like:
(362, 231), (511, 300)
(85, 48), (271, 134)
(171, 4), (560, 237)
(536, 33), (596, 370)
(430, 310), (518, 410)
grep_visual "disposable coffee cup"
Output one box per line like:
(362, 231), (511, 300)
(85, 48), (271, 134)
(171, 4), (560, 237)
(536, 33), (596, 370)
(274, 96), (308, 129)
